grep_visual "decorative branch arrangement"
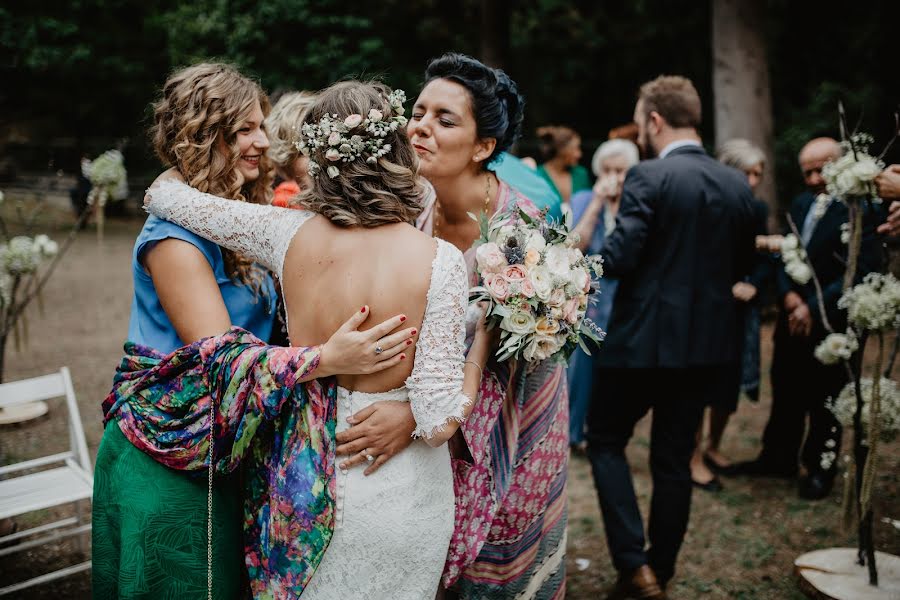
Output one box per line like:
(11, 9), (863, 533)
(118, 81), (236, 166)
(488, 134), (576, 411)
(777, 104), (899, 587)
(0, 190), (90, 383)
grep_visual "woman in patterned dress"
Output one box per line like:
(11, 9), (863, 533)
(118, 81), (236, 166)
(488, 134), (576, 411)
(412, 52), (570, 600)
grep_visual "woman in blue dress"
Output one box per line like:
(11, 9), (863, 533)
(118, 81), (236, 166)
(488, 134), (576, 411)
(566, 139), (640, 449)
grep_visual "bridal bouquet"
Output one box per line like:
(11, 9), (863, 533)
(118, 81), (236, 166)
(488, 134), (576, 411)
(470, 208), (605, 363)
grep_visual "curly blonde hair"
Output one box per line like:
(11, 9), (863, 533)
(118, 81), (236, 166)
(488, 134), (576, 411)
(150, 63), (273, 292)
(299, 81), (423, 227)
(267, 91), (317, 170)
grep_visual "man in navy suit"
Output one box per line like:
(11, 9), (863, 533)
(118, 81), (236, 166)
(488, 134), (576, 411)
(587, 75), (756, 599)
(730, 138), (883, 499)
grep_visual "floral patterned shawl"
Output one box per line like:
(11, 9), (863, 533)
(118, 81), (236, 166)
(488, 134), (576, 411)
(103, 327), (337, 599)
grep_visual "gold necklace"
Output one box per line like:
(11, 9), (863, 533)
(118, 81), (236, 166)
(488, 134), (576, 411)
(433, 173), (493, 240)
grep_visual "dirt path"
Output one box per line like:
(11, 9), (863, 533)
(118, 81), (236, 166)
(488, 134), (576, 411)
(1, 209), (897, 599)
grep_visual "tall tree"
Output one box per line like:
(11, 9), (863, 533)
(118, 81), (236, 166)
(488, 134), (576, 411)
(712, 0), (776, 226)
(480, 0), (510, 69)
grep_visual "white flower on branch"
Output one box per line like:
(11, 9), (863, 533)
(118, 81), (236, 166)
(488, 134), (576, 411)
(828, 377), (900, 443)
(821, 134), (884, 202)
(838, 272), (900, 332)
(814, 331), (859, 365)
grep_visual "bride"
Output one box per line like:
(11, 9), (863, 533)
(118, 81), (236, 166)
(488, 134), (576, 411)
(145, 80), (490, 599)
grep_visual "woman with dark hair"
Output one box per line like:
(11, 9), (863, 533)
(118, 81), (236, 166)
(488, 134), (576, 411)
(536, 125), (592, 207)
(394, 52), (571, 599)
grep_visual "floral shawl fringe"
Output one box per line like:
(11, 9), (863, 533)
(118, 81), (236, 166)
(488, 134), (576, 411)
(103, 326), (337, 599)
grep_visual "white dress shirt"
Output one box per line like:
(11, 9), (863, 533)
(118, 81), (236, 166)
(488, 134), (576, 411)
(658, 139), (702, 159)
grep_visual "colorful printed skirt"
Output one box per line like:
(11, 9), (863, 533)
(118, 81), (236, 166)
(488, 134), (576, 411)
(446, 360), (569, 599)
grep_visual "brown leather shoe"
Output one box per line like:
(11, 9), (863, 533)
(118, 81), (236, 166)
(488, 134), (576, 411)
(606, 565), (668, 600)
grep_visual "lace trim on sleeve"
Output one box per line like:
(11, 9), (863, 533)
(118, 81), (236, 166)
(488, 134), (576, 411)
(406, 239), (474, 439)
(145, 180), (314, 279)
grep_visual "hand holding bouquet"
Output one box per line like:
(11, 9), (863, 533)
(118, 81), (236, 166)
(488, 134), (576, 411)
(470, 208), (605, 363)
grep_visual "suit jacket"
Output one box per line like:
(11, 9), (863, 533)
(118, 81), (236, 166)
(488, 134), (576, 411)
(598, 145), (756, 369)
(774, 191), (884, 338)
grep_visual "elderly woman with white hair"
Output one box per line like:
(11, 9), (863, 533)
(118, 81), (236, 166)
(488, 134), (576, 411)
(690, 138), (773, 491)
(567, 138), (640, 450)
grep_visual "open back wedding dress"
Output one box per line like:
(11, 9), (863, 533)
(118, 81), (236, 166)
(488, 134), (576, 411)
(145, 180), (471, 599)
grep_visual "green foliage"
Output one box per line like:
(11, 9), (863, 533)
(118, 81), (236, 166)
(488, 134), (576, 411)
(1, 0), (898, 201)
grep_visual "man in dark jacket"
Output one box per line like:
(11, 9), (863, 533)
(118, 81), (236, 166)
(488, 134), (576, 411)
(587, 75), (756, 599)
(730, 138), (884, 500)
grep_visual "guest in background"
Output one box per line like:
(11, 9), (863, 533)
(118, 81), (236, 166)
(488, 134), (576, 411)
(69, 155), (92, 223)
(876, 164), (900, 237)
(728, 137), (883, 500)
(536, 125), (592, 208)
(689, 139), (771, 491)
(490, 151), (561, 220)
(588, 75), (756, 598)
(566, 138), (639, 450)
(608, 122), (640, 146)
(266, 91), (316, 207)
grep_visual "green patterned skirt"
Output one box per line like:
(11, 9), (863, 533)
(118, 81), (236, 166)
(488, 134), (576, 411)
(92, 421), (245, 599)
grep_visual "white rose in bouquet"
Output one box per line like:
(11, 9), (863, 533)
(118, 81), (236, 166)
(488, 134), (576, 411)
(545, 245), (571, 277)
(476, 242), (507, 274)
(529, 265), (553, 301)
(525, 231), (546, 253)
(523, 334), (562, 362)
(501, 309), (537, 336)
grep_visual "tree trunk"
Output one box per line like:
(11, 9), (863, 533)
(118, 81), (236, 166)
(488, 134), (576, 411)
(712, 0), (777, 231)
(480, 0), (510, 70)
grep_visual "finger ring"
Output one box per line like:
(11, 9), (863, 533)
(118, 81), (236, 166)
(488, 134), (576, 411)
(365, 453), (375, 462)
(374, 345), (383, 355)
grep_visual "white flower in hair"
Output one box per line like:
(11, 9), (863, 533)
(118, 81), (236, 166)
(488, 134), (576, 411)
(295, 89), (409, 178)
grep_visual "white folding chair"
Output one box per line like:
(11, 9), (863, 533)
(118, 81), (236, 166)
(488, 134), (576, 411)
(0, 367), (93, 596)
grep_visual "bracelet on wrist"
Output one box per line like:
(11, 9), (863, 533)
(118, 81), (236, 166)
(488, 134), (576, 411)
(464, 360), (484, 379)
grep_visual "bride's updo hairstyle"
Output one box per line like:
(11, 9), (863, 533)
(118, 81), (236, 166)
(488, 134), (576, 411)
(423, 53), (526, 168)
(300, 81), (424, 227)
(150, 63), (273, 289)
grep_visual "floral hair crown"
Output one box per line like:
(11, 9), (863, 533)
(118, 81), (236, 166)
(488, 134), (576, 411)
(295, 89), (408, 179)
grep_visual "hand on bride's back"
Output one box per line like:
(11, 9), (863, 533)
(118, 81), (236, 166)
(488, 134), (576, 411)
(316, 306), (418, 377)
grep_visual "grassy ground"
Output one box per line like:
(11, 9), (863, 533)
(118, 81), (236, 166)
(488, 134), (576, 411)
(0, 200), (897, 598)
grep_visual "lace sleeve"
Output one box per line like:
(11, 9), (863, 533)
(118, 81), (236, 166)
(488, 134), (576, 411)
(405, 240), (473, 439)
(145, 179), (314, 279)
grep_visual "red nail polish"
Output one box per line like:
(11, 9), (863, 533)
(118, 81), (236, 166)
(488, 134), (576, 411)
(400, 316), (406, 322)
(406, 339), (412, 345)
(361, 306), (367, 313)
(410, 329), (417, 335)
(400, 354), (406, 360)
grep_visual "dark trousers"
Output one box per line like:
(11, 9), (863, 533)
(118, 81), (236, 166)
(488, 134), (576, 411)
(586, 366), (714, 584)
(759, 318), (846, 476)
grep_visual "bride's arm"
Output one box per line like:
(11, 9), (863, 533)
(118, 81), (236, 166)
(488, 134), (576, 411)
(144, 177), (313, 279)
(406, 242), (490, 447)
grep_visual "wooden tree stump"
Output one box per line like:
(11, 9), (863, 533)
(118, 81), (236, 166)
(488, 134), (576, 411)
(795, 548), (900, 600)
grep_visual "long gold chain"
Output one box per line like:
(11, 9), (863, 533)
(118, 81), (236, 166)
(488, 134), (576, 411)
(207, 395), (214, 600)
(433, 172), (493, 240)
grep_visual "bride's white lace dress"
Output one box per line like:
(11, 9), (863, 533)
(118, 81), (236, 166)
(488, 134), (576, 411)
(146, 180), (472, 599)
